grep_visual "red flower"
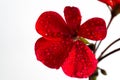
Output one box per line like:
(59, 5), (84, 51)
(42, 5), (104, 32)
(99, 0), (120, 8)
(35, 6), (107, 78)
(99, 0), (120, 15)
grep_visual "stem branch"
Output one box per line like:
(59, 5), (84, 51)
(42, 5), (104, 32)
(98, 38), (120, 59)
(98, 48), (120, 62)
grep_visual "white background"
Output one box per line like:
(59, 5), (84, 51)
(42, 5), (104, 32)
(0, 0), (120, 80)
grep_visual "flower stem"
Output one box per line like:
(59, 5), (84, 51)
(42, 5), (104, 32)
(94, 41), (102, 53)
(93, 41), (97, 53)
(107, 5), (112, 12)
(98, 48), (120, 62)
(89, 68), (98, 80)
(89, 75), (97, 80)
(98, 38), (120, 59)
(107, 16), (114, 29)
(94, 16), (114, 54)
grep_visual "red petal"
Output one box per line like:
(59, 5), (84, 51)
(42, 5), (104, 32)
(113, 0), (120, 6)
(99, 0), (114, 7)
(116, 0), (120, 3)
(35, 37), (73, 69)
(99, 0), (120, 9)
(62, 41), (97, 78)
(64, 6), (81, 32)
(78, 18), (107, 41)
(36, 11), (71, 41)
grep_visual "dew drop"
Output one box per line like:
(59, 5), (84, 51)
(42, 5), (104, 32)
(45, 33), (48, 36)
(46, 52), (50, 55)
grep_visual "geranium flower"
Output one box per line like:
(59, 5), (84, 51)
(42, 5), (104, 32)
(99, 0), (120, 8)
(35, 6), (107, 78)
(99, 0), (120, 16)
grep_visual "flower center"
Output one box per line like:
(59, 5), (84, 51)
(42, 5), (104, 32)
(73, 36), (90, 44)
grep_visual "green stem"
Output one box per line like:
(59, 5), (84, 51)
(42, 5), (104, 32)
(89, 76), (97, 80)
(89, 68), (98, 80)
(98, 48), (120, 62)
(98, 38), (120, 59)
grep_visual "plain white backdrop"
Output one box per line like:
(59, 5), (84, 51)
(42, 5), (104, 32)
(0, 0), (120, 80)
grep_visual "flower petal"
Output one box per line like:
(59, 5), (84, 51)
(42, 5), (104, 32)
(78, 18), (107, 41)
(116, 0), (120, 3)
(62, 41), (97, 78)
(35, 37), (73, 69)
(99, 0), (114, 7)
(64, 6), (81, 32)
(36, 11), (71, 41)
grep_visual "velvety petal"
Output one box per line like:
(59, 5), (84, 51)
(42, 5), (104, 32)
(99, 0), (120, 9)
(115, 0), (120, 3)
(62, 41), (98, 78)
(36, 11), (71, 41)
(99, 0), (114, 7)
(78, 18), (107, 41)
(35, 37), (73, 69)
(64, 6), (81, 32)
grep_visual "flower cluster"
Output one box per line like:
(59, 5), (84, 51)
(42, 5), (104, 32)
(35, 0), (120, 80)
